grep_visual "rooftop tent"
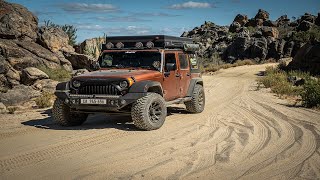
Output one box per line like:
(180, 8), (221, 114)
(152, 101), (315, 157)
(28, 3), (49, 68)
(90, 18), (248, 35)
(103, 35), (199, 51)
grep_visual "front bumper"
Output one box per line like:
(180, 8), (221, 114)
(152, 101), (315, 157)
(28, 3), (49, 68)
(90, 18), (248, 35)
(55, 90), (147, 112)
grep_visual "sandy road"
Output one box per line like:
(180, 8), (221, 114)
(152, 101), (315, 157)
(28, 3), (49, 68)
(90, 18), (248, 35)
(0, 64), (319, 180)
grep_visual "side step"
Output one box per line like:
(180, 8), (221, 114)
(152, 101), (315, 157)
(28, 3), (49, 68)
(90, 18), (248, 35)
(165, 97), (192, 106)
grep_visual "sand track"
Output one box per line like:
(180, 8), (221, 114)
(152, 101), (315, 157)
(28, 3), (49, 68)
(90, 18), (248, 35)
(0, 64), (319, 179)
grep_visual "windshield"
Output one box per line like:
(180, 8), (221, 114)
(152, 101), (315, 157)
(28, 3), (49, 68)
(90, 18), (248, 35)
(99, 51), (161, 71)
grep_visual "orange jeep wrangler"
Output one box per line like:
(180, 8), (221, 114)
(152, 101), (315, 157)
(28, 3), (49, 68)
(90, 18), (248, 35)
(53, 35), (205, 130)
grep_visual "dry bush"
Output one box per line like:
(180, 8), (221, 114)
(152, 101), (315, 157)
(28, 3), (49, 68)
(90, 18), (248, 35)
(34, 91), (55, 108)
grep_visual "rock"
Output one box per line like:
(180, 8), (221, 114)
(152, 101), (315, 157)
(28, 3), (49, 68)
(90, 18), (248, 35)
(233, 14), (248, 26)
(63, 52), (95, 70)
(263, 20), (277, 27)
(250, 37), (268, 60)
(0, 102), (7, 114)
(0, 0), (38, 40)
(0, 84), (41, 106)
(76, 37), (105, 59)
(297, 20), (313, 31)
(276, 15), (290, 27)
(261, 27), (279, 38)
(300, 13), (315, 23)
(283, 41), (295, 58)
(287, 41), (320, 74)
(316, 13), (320, 26)
(21, 67), (49, 85)
(72, 69), (89, 77)
(223, 36), (251, 62)
(255, 9), (270, 21)
(32, 79), (58, 93)
(229, 22), (241, 33)
(37, 26), (74, 53)
(267, 40), (280, 59)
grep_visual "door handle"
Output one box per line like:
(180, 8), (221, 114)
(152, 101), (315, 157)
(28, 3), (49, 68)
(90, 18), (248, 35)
(175, 73), (180, 77)
(187, 73), (190, 76)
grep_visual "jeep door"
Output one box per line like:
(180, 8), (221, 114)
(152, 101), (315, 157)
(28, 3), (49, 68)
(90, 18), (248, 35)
(177, 53), (191, 97)
(162, 52), (180, 101)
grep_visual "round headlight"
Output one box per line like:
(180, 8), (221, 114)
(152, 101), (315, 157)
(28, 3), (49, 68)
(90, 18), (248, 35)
(72, 80), (81, 88)
(119, 80), (128, 88)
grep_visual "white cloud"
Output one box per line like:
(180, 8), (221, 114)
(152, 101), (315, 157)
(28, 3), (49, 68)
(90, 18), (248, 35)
(76, 24), (104, 31)
(168, 1), (212, 9)
(60, 3), (118, 13)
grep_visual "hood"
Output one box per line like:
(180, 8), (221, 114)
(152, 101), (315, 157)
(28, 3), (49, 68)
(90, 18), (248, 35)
(73, 69), (161, 81)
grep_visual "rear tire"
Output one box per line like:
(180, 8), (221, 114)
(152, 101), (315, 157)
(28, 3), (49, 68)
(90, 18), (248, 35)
(131, 93), (167, 130)
(185, 84), (205, 113)
(52, 99), (88, 126)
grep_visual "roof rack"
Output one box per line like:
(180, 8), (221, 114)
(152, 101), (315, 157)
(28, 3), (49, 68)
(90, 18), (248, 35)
(102, 35), (199, 52)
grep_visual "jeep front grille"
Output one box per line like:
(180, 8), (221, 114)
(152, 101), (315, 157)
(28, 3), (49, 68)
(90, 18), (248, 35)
(78, 85), (120, 95)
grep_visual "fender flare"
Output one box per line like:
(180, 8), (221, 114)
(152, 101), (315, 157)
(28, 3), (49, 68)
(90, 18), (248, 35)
(54, 82), (70, 100)
(186, 78), (203, 97)
(129, 80), (163, 96)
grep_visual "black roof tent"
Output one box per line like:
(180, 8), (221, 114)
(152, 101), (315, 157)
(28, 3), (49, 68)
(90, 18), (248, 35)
(103, 35), (198, 51)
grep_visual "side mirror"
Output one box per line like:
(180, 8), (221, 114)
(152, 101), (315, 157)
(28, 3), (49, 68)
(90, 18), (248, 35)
(90, 61), (100, 71)
(165, 63), (176, 72)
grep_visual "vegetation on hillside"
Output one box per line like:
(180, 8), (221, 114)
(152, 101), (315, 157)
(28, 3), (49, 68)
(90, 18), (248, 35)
(37, 66), (71, 82)
(258, 66), (320, 108)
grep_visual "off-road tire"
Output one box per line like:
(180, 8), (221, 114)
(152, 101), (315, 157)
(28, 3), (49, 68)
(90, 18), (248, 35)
(185, 84), (205, 113)
(52, 99), (88, 126)
(131, 93), (167, 130)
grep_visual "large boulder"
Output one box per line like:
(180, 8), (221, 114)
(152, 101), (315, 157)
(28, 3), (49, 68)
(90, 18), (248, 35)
(229, 22), (241, 33)
(0, 84), (41, 106)
(32, 79), (58, 93)
(249, 37), (268, 60)
(283, 41), (295, 58)
(37, 26), (74, 53)
(296, 20), (313, 31)
(63, 52), (95, 70)
(21, 67), (49, 85)
(233, 14), (248, 26)
(0, 0), (38, 40)
(261, 27), (279, 38)
(276, 15), (290, 27)
(255, 9), (270, 21)
(76, 37), (105, 59)
(316, 13), (320, 26)
(287, 41), (320, 75)
(300, 13), (316, 24)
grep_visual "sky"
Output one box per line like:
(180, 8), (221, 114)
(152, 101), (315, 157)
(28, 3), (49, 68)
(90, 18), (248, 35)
(7, 0), (320, 43)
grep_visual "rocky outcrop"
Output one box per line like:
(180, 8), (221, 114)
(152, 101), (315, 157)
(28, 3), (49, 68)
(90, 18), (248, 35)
(63, 52), (96, 70)
(75, 37), (105, 59)
(21, 67), (49, 85)
(287, 41), (320, 75)
(0, 84), (41, 106)
(0, 1), (97, 109)
(183, 9), (320, 64)
(37, 26), (74, 53)
(0, 0), (38, 41)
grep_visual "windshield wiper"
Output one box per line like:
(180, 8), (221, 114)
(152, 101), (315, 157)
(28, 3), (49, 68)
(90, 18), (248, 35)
(140, 66), (159, 70)
(106, 64), (125, 68)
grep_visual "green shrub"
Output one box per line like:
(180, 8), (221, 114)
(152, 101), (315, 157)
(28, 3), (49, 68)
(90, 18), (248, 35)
(291, 26), (320, 42)
(37, 66), (71, 82)
(301, 79), (320, 108)
(34, 91), (55, 108)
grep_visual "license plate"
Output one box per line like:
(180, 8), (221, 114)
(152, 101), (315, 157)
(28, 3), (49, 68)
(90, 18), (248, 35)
(80, 99), (107, 105)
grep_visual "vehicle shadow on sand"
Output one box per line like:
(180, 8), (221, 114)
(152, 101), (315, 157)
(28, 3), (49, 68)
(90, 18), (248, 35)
(22, 107), (188, 131)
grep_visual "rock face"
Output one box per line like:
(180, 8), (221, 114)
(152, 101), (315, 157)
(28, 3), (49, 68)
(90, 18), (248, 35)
(63, 52), (96, 70)
(255, 9), (270, 21)
(287, 41), (320, 75)
(75, 37), (105, 59)
(0, 84), (41, 106)
(21, 67), (49, 85)
(0, 0), (38, 40)
(0, 1), (97, 108)
(37, 26), (74, 53)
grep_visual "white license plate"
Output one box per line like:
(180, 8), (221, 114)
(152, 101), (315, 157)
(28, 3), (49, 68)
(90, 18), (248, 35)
(80, 99), (107, 105)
